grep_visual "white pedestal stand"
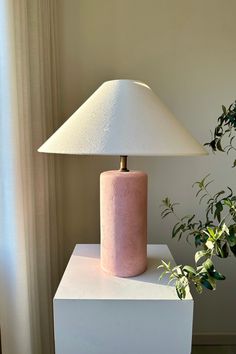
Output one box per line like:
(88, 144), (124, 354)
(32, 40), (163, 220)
(54, 244), (193, 354)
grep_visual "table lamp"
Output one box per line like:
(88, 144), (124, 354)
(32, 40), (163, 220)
(38, 79), (207, 277)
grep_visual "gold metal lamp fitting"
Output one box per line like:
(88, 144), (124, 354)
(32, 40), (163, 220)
(119, 156), (129, 172)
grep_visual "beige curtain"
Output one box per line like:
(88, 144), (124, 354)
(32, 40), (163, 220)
(0, 1), (63, 353)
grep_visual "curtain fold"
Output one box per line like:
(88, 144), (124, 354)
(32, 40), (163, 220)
(0, 1), (63, 353)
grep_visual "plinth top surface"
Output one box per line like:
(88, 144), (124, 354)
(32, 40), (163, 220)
(54, 244), (192, 301)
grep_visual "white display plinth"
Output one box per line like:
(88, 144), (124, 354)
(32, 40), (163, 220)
(54, 244), (193, 354)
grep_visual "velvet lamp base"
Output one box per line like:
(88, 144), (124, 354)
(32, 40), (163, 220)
(100, 170), (147, 277)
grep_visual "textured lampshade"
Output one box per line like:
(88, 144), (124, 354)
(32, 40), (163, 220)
(38, 80), (206, 156)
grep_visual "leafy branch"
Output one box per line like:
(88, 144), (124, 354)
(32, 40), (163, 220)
(159, 175), (236, 299)
(205, 101), (236, 167)
(159, 100), (236, 299)
(158, 257), (225, 299)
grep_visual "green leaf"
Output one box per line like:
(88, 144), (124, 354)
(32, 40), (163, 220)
(195, 282), (203, 294)
(157, 264), (164, 270)
(172, 224), (184, 238)
(216, 190), (226, 199)
(216, 139), (224, 152)
(222, 105), (227, 114)
(207, 227), (215, 238)
(169, 273), (177, 281)
(195, 234), (202, 247)
(178, 231), (183, 241)
(207, 277), (216, 290)
(211, 271), (226, 280)
(199, 193), (208, 204)
(187, 215), (195, 225)
(183, 265), (196, 275)
(221, 223), (229, 235)
(159, 270), (167, 280)
(192, 174), (210, 189)
(175, 276), (189, 300)
(214, 202), (223, 222)
(200, 278), (214, 290)
(227, 227), (236, 246)
(195, 250), (208, 263)
(176, 285), (185, 300)
(159, 260), (170, 269)
(220, 242), (229, 258)
(196, 188), (203, 198)
(203, 258), (214, 272)
(205, 180), (214, 189)
(161, 211), (172, 218)
(224, 200), (232, 207)
(172, 265), (183, 275)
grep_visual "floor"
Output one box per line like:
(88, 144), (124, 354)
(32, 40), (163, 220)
(192, 346), (236, 354)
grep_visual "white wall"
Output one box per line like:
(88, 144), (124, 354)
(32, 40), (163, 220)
(58, 0), (236, 336)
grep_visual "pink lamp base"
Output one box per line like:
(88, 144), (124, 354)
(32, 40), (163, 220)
(100, 170), (147, 277)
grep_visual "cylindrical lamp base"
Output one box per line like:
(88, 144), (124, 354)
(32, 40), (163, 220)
(100, 170), (147, 277)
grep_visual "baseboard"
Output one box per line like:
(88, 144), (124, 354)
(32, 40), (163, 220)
(193, 333), (236, 345)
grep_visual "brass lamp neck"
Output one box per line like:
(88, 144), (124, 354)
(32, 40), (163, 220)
(119, 156), (129, 172)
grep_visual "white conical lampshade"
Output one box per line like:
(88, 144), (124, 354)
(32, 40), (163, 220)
(38, 80), (207, 156)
